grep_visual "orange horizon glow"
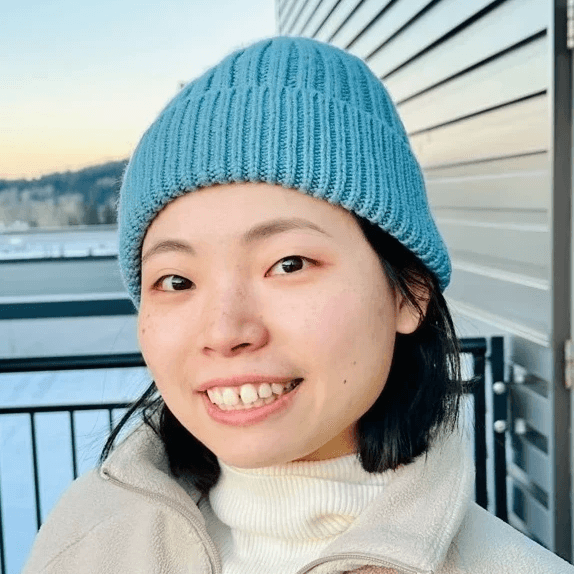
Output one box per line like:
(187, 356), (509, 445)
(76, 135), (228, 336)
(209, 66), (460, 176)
(1, 150), (131, 181)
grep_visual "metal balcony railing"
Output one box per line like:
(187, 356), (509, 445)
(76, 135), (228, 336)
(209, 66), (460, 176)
(0, 339), (508, 574)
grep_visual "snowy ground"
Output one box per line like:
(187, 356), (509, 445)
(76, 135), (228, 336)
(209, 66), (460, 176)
(0, 367), (150, 574)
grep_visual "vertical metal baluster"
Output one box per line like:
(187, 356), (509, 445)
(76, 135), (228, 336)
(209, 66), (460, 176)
(108, 409), (114, 433)
(0, 460), (6, 574)
(490, 336), (508, 521)
(473, 351), (488, 510)
(69, 411), (78, 480)
(29, 413), (42, 530)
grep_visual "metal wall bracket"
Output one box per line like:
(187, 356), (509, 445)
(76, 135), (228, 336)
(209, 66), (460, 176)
(569, 0), (574, 49)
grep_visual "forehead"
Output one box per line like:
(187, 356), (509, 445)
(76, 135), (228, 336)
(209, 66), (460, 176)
(144, 182), (358, 241)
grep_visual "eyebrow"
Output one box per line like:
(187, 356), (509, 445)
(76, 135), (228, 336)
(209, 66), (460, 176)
(141, 217), (331, 265)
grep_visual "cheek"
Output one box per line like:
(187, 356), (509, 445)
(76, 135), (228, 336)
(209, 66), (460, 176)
(312, 294), (359, 348)
(297, 284), (397, 375)
(137, 307), (188, 379)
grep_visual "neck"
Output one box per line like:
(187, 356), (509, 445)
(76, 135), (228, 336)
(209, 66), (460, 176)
(291, 427), (357, 462)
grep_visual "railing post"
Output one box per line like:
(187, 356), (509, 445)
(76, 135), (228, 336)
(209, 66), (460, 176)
(29, 413), (42, 530)
(0, 464), (6, 574)
(490, 336), (508, 521)
(473, 348), (488, 510)
(69, 411), (78, 480)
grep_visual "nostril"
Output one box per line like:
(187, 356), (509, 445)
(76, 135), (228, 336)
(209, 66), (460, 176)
(232, 343), (251, 351)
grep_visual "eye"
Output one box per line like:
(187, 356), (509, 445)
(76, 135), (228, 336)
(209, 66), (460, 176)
(267, 256), (313, 276)
(154, 275), (194, 291)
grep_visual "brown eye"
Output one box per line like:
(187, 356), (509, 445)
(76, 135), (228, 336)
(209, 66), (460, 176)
(157, 275), (193, 291)
(268, 256), (311, 276)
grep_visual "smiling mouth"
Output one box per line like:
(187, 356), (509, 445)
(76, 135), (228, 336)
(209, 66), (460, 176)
(205, 378), (303, 411)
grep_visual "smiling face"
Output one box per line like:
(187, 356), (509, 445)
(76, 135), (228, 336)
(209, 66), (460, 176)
(138, 182), (423, 468)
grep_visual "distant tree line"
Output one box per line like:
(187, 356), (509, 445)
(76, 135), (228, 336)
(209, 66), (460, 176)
(0, 160), (128, 229)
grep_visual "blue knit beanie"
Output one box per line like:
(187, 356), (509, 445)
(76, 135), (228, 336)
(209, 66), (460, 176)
(118, 36), (451, 306)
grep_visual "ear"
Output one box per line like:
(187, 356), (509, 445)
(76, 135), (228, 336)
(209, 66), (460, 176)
(395, 285), (431, 335)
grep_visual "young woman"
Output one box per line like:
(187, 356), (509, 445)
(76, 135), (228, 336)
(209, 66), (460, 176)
(23, 36), (573, 574)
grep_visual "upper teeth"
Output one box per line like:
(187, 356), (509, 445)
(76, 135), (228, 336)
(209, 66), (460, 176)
(207, 381), (297, 406)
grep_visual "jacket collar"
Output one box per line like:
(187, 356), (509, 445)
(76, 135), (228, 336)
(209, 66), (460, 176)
(101, 421), (474, 574)
(100, 422), (204, 510)
(317, 426), (474, 573)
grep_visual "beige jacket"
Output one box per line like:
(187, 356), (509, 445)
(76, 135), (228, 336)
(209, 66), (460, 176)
(22, 423), (574, 574)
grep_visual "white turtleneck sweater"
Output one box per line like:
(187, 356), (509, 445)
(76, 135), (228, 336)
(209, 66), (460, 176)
(198, 454), (388, 574)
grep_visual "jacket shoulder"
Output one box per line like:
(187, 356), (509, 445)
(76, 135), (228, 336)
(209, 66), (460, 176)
(442, 503), (574, 573)
(22, 468), (209, 574)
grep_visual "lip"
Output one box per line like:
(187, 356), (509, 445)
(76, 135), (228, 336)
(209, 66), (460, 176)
(201, 380), (303, 427)
(196, 374), (297, 393)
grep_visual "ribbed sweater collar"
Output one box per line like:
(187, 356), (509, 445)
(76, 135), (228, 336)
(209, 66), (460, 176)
(208, 454), (388, 541)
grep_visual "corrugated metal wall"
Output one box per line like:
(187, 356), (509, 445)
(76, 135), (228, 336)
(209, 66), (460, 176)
(277, 0), (572, 561)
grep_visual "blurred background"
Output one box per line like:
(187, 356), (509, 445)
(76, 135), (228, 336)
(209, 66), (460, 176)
(1, 0), (573, 571)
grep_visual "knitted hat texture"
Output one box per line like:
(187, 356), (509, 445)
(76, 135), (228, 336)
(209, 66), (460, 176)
(118, 36), (451, 306)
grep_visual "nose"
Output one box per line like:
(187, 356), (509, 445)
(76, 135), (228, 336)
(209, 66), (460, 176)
(198, 279), (269, 358)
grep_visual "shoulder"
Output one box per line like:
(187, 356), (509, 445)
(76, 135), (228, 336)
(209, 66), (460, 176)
(21, 468), (209, 574)
(442, 502), (574, 573)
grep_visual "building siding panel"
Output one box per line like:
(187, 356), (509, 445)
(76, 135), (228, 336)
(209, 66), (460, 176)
(384, 0), (547, 103)
(410, 96), (549, 167)
(310, 0), (360, 42)
(446, 268), (550, 335)
(425, 154), (549, 213)
(364, 0), (508, 78)
(399, 37), (548, 134)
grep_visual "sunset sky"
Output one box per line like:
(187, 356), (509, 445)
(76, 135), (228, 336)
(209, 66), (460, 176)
(2, 0), (276, 180)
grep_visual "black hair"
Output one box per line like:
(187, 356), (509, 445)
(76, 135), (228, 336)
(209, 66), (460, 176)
(352, 216), (463, 471)
(100, 214), (463, 493)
